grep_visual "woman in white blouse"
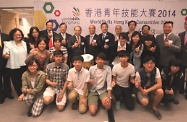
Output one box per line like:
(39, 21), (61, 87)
(3, 28), (27, 96)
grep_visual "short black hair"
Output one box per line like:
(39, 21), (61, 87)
(119, 32), (129, 41)
(169, 59), (182, 69)
(128, 20), (137, 26)
(142, 55), (156, 64)
(9, 28), (24, 40)
(164, 21), (173, 27)
(59, 22), (67, 27)
(118, 50), (130, 58)
(143, 35), (155, 42)
(26, 57), (40, 70)
(54, 35), (61, 42)
(142, 25), (150, 31)
(53, 50), (63, 56)
(97, 52), (106, 60)
(74, 26), (82, 31)
(72, 55), (84, 62)
(101, 22), (108, 28)
(36, 37), (48, 48)
(46, 20), (53, 25)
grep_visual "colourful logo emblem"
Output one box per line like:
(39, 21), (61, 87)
(72, 7), (80, 17)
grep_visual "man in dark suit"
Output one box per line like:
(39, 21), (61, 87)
(57, 22), (72, 66)
(125, 20), (137, 44)
(156, 21), (181, 71)
(0, 25), (13, 104)
(68, 26), (85, 65)
(85, 25), (100, 60)
(178, 19), (187, 97)
(98, 22), (115, 64)
(40, 20), (57, 49)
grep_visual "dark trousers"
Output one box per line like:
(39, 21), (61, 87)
(0, 68), (12, 97)
(162, 90), (179, 102)
(179, 67), (187, 94)
(8, 66), (27, 96)
(113, 85), (134, 110)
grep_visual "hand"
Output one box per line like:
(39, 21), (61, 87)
(150, 46), (156, 52)
(135, 81), (140, 88)
(26, 89), (33, 94)
(135, 46), (141, 54)
(61, 40), (66, 45)
(18, 94), (25, 102)
(89, 78), (95, 85)
(141, 88), (148, 96)
(165, 89), (174, 95)
(104, 44), (109, 49)
(51, 81), (58, 87)
(67, 82), (73, 89)
(29, 43), (35, 49)
(91, 41), (96, 46)
(57, 93), (64, 102)
(74, 42), (79, 48)
(80, 97), (87, 106)
(128, 33), (132, 38)
(164, 41), (171, 47)
(3, 52), (10, 59)
(111, 80), (116, 87)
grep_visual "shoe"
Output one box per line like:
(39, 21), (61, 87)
(0, 97), (5, 104)
(6, 95), (14, 99)
(172, 98), (179, 105)
(71, 101), (79, 110)
(115, 101), (120, 110)
(27, 107), (32, 117)
(151, 108), (162, 120)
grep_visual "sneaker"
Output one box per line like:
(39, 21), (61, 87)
(115, 101), (120, 110)
(172, 98), (179, 105)
(71, 101), (79, 110)
(151, 108), (162, 120)
(27, 107), (32, 117)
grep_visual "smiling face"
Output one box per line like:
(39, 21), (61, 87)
(28, 62), (38, 73)
(38, 40), (46, 51)
(101, 24), (108, 33)
(132, 34), (140, 44)
(163, 23), (173, 34)
(60, 24), (67, 33)
(143, 60), (155, 73)
(32, 29), (39, 39)
(13, 30), (22, 42)
(73, 60), (83, 71)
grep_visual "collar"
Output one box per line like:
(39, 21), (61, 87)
(73, 67), (83, 73)
(61, 33), (66, 36)
(164, 33), (171, 37)
(53, 63), (63, 68)
(93, 64), (107, 70)
(90, 34), (95, 37)
(118, 42), (126, 47)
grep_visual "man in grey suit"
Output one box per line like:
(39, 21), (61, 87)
(156, 21), (181, 71)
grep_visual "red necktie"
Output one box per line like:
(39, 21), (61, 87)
(48, 31), (53, 48)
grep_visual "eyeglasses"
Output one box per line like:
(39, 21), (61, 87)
(14, 34), (21, 37)
(145, 62), (155, 65)
(28, 65), (38, 68)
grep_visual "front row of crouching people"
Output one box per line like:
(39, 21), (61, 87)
(18, 50), (183, 120)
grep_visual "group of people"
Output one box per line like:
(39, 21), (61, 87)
(0, 18), (187, 120)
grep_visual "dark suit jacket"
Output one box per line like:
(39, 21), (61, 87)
(156, 33), (181, 67)
(98, 32), (115, 61)
(0, 33), (9, 69)
(40, 30), (57, 49)
(85, 34), (100, 59)
(110, 41), (132, 63)
(68, 35), (85, 62)
(57, 32), (72, 48)
(178, 31), (187, 66)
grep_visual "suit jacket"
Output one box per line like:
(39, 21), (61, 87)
(0, 33), (9, 69)
(57, 32), (72, 48)
(40, 30), (57, 49)
(178, 31), (187, 66)
(68, 35), (85, 62)
(21, 71), (46, 99)
(98, 32), (115, 61)
(85, 34), (100, 59)
(156, 33), (181, 67)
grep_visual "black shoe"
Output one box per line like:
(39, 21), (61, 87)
(151, 108), (162, 120)
(0, 97), (5, 104)
(27, 107), (32, 117)
(6, 95), (14, 99)
(172, 98), (179, 105)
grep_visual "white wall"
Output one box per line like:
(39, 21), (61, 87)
(0, 0), (185, 8)
(19, 16), (34, 36)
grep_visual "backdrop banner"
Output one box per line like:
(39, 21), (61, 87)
(34, 1), (187, 36)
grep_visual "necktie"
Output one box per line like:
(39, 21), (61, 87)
(102, 33), (105, 40)
(0, 36), (2, 48)
(165, 34), (168, 42)
(48, 31), (53, 48)
(77, 36), (80, 47)
(184, 35), (187, 45)
(90, 36), (93, 45)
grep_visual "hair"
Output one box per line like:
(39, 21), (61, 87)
(59, 22), (67, 27)
(97, 52), (106, 60)
(169, 59), (182, 69)
(142, 55), (156, 64)
(142, 35), (156, 46)
(74, 26), (82, 31)
(28, 26), (40, 40)
(54, 35), (61, 42)
(9, 28), (24, 40)
(130, 31), (142, 48)
(164, 21), (173, 27)
(36, 37), (48, 49)
(119, 32), (129, 41)
(53, 50), (64, 56)
(72, 55), (84, 62)
(26, 57), (40, 70)
(101, 22), (108, 28)
(142, 25), (150, 31)
(46, 20), (53, 25)
(128, 20), (137, 26)
(118, 50), (130, 58)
